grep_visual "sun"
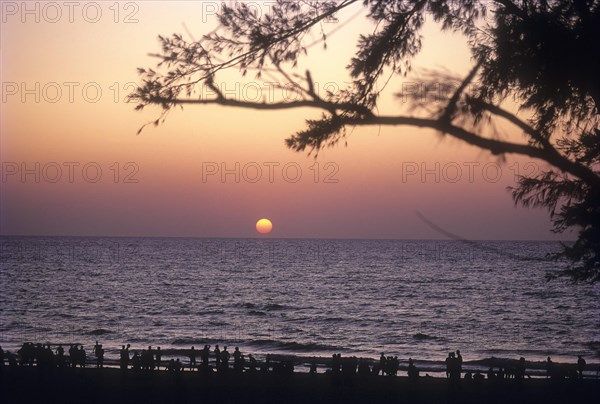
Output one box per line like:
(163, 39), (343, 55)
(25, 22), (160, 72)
(255, 218), (273, 235)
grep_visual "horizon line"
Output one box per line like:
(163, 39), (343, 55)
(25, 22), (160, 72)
(0, 234), (576, 243)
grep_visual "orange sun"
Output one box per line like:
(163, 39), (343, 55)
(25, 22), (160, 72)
(255, 218), (273, 234)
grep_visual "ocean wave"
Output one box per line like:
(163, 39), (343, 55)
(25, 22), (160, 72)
(172, 338), (216, 346)
(264, 304), (285, 311)
(246, 339), (343, 352)
(412, 333), (438, 341)
(241, 303), (285, 311)
(198, 310), (225, 315)
(248, 310), (267, 316)
(86, 328), (113, 336)
(325, 317), (352, 323)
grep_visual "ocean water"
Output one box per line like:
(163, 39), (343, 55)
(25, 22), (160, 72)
(1, 236), (599, 366)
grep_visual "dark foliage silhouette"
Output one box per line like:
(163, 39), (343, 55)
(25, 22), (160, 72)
(132, 1), (600, 282)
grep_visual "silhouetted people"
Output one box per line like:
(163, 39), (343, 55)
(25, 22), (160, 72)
(248, 354), (257, 372)
(12, 338), (581, 394)
(120, 345), (130, 370)
(201, 345), (210, 369)
(18, 343), (35, 366)
(55, 346), (66, 368)
(131, 351), (141, 370)
(140, 349), (148, 370)
(189, 346), (196, 370)
(379, 352), (386, 376)
(407, 358), (419, 380)
(145, 346), (155, 370)
(93, 341), (104, 368)
(357, 359), (370, 375)
(445, 352), (460, 384)
(156, 347), (162, 370)
(332, 353), (341, 374)
(78, 346), (86, 368)
(546, 357), (554, 378)
(273, 359), (294, 375)
(233, 347), (243, 372)
(214, 345), (221, 368)
(516, 357), (526, 380)
(220, 346), (230, 372)
(68, 345), (77, 368)
(577, 356), (586, 378)
(341, 355), (358, 378)
(382, 355), (398, 376)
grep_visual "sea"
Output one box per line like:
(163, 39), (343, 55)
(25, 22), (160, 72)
(1, 236), (599, 371)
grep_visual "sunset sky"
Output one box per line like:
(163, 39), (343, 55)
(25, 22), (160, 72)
(0, 1), (570, 240)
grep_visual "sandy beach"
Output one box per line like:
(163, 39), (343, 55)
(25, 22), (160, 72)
(1, 366), (599, 404)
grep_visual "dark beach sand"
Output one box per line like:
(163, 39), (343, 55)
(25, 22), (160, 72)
(1, 367), (599, 404)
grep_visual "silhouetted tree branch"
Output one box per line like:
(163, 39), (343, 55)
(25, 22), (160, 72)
(132, 0), (600, 282)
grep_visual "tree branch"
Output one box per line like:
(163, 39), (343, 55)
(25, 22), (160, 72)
(441, 61), (481, 122)
(339, 114), (600, 188)
(146, 96), (374, 117)
(468, 98), (600, 187)
(145, 93), (600, 188)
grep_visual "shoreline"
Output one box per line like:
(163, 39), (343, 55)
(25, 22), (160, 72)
(2, 343), (598, 379)
(1, 366), (599, 404)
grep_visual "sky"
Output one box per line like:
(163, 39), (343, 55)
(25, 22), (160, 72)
(0, 1), (571, 240)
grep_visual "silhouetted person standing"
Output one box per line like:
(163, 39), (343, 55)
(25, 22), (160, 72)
(120, 345), (129, 370)
(69, 345), (77, 368)
(201, 345), (210, 368)
(332, 353), (341, 374)
(56, 346), (65, 368)
(546, 357), (554, 378)
(378, 353), (386, 376)
(445, 352), (453, 378)
(408, 358), (419, 380)
(446, 352), (460, 383)
(93, 342), (104, 368)
(221, 346), (230, 371)
(233, 347), (242, 372)
(147, 346), (155, 370)
(214, 345), (221, 368)
(516, 357), (526, 380)
(78, 346), (86, 368)
(577, 356), (586, 378)
(132, 352), (141, 370)
(189, 346), (197, 370)
(156, 347), (162, 370)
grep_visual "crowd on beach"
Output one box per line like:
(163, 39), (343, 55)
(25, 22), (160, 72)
(0, 342), (591, 381)
(114, 344), (291, 374)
